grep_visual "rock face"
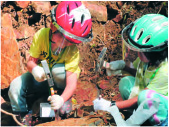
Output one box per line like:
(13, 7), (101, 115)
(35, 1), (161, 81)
(1, 13), (21, 89)
(74, 81), (98, 106)
(82, 1), (107, 22)
(31, 1), (51, 14)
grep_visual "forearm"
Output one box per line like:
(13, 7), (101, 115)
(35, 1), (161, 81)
(116, 96), (138, 110)
(123, 65), (137, 76)
(61, 71), (77, 102)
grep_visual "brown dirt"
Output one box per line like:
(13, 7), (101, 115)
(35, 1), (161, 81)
(1, 1), (168, 126)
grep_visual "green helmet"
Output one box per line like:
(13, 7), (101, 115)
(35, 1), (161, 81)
(122, 14), (168, 52)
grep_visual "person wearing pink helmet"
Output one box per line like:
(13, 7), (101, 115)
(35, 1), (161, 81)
(8, 1), (93, 125)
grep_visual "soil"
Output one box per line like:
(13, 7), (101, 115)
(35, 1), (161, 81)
(1, 1), (168, 126)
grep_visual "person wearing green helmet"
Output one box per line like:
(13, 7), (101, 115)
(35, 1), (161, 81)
(93, 14), (168, 126)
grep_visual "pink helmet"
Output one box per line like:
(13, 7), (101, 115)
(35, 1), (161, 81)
(51, 1), (93, 44)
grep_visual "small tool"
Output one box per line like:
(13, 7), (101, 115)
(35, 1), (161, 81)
(41, 60), (60, 121)
(95, 47), (107, 73)
(95, 47), (107, 99)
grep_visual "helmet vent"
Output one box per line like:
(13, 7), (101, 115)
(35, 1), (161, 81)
(161, 22), (168, 27)
(135, 29), (143, 41)
(83, 25), (88, 35)
(131, 26), (137, 36)
(75, 2), (79, 7)
(152, 16), (164, 21)
(81, 14), (85, 25)
(142, 35), (151, 44)
(72, 18), (75, 29)
(67, 5), (70, 14)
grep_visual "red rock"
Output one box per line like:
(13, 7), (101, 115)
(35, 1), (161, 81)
(14, 25), (35, 40)
(98, 79), (117, 90)
(112, 11), (123, 23)
(1, 14), (21, 89)
(82, 1), (107, 22)
(15, 1), (30, 8)
(37, 116), (102, 126)
(112, 93), (123, 101)
(98, 80), (109, 89)
(116, 1), (124, 9)
(31, 1), (51, 14)
(74, 81), (98, 106)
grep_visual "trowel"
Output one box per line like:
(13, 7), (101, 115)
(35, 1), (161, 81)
(95, 47), (107, 73)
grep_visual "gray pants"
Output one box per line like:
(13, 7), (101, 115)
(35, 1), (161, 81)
(8, 64), (72, 114)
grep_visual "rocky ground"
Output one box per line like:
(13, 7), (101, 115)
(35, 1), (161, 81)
(1, 1), (168, 126)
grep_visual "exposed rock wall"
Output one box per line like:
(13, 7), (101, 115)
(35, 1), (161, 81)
(1, 13), (21, 89)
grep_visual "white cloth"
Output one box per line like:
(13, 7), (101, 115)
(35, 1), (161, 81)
(93, 98), (111, 112)
(32, 66), (46, 82)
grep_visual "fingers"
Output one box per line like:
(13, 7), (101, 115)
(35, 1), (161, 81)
(47, 95), (64, 110)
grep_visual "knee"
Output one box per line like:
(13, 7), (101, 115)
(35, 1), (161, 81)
(52, 64), (66, 89)
(119, 76), (135, 92)
(137, 90), (148, 105)
(119, 77), (127, 93)
(138, 89), (162, 105)
(119, 76), (135, 100)
(8, 79), (19, 99)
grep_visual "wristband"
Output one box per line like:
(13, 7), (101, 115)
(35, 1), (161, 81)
(110, 100), (116, 106)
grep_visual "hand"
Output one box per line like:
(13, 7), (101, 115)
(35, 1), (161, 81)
(93, 98), (111, 112)
(47, 95), (64, 110)
(32, 66), (46, 82)
(109, 60), (125, 70)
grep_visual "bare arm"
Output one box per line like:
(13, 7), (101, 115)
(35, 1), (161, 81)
(116, 96), (138, 110)
(27, 56), (39, 73)
(61, 71), (77, 102)
(116, 88), (148, 110)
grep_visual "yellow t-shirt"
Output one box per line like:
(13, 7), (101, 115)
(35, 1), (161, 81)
(133, 57), (168, 96)
(29, 28), (81, 77)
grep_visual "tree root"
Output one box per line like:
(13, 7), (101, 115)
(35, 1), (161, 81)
(0, 108), (24, 126)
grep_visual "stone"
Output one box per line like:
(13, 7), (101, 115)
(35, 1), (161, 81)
(1, 13), (21, 89)
(14, 25), (35, 40)
(74, 81), (98, 106)
(15, 1), (30, 8)
(37, 116), (102, 126)
(82, 1), (107, 22)
(31, 1), (51, 14)
(112, 11), (123, 23)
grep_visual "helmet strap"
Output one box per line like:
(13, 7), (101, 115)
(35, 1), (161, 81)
(48, 29), (53, 70)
